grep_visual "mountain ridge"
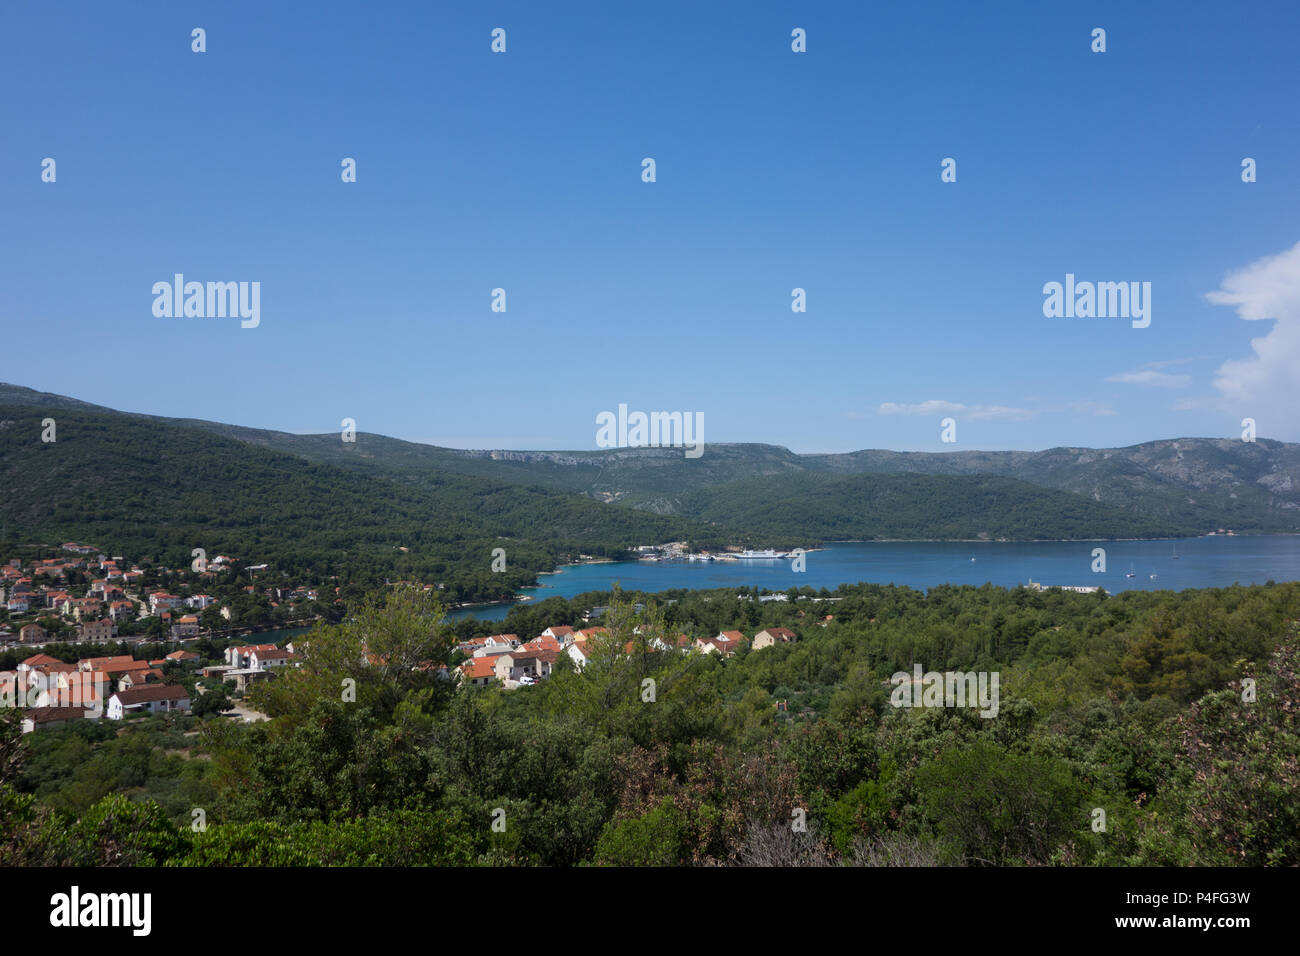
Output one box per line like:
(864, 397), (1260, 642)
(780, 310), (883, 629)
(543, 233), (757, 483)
(2, 382), (1297, 536)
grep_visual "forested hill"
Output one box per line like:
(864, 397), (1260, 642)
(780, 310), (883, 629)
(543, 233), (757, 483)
(672, 472), (1193, 541)
(4, 384), (1290, 533)
(0, 384), (1286, 586)
(0, 404), (704, 603)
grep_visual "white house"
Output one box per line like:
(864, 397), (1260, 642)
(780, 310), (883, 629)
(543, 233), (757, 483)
(106, 684), (191, 719)
(248, 647), (295, 670)
(541, 626), (576, 644)
(224, 643), (277, 668)
(566, 643), (593, 671)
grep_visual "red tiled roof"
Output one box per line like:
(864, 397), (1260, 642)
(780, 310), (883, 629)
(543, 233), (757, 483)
(80, 655), (134, 670)
(460, 658), (497, 680)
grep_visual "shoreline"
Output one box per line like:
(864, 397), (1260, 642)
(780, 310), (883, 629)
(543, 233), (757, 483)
(441, 534), (1300, 617)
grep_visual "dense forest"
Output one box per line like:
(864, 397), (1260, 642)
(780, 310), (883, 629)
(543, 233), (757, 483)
(0, 405), (704, 603)
(672, 472), (1192, 540)
(6, 384), (1294, 534)
(1, 402), (1210, 609)
(4, 580), (1296, 866)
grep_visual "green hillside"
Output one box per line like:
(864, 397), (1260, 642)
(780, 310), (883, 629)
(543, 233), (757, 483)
(1, 383), (1287, 598)
(0, 405), (702, 603)
(4, 384), (1296, 535)
(675, 472), (1194, 541)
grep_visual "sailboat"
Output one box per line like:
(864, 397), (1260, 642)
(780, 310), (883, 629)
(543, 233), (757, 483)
(1125, 563), (1136, 578)
(1172, 542), (1180, 560)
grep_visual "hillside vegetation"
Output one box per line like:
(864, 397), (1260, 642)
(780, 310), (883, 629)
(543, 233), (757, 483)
(4, 580), (1297, 867)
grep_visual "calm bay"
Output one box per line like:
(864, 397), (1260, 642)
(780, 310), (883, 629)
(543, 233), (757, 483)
(449, 535), (1300, 621)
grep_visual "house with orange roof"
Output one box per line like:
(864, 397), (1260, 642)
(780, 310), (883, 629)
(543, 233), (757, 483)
(459, 656), (498, 687)
(520, 634), (561, 654)
(170, 614), (201, 639)
(148, 592), (183, 613)
(79, 655), (135, 673)
(18, 653), (60, 674)
(712, 630), (748, 656)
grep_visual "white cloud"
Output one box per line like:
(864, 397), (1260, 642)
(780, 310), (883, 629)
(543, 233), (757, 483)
(1205, 241), (1300, 416)
(1106, 369), (1192, 388)
(877, 400), (1035, 422)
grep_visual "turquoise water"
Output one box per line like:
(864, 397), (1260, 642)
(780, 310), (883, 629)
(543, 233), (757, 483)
(448, 535), (1300, 621)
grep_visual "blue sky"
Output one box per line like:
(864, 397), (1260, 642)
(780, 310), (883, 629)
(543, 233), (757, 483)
(3, 0), (1299, 454)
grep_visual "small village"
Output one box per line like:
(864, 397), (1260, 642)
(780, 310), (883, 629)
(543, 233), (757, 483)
(0, 541), (323, 649)
(454, 624), (801, 689)
(0, 541), (835, 735)
(1, 638), (315, 733)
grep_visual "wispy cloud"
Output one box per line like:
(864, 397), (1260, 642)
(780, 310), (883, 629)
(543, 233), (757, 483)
(1141, 356), (1206, 370)
(877, 400), (1035, 422)
(1106, 369), (1192, 388)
